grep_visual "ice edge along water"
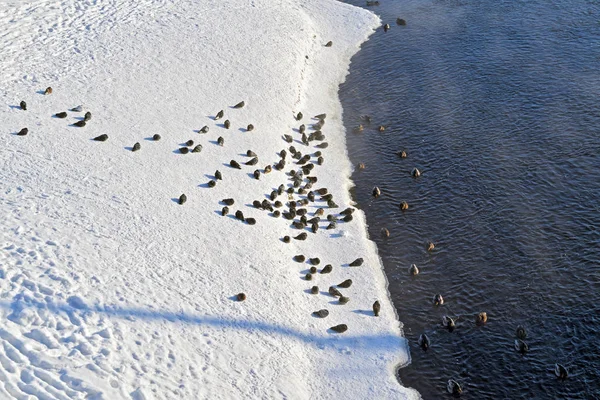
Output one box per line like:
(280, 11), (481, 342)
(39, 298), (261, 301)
(0, 0), (418, 398)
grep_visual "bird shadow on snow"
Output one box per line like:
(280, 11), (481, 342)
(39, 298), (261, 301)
(353, 309), (376, 317)
(9, 105), (22, 110)
(0, 298), (403, 349)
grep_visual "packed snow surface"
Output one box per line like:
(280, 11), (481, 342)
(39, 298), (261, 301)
(0, 0), (417, 398)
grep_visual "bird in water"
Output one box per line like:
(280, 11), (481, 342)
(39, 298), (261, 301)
(418, 333), (430, 350)
(555, 363), (568, 379)
(447, 380), (462, 396)
(433, 294), (444, 306)
(408, 264), (419, 275)
(514, 339), (529, 354)
(476, 312), (487, 325)
(372, 186), (381, 197)
(515, 325), (527, 339)
(442, 315), (456, 332)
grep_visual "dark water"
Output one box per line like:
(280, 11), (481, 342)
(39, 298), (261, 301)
(339, 0), (600, 398)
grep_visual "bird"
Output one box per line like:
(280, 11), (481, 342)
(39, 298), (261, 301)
(383, 23), (390, 32)
(418, 333), (430, 350)
(408, 264), (419, 275)
(411, 168), (421, 177)
(447, 380), (462, 396)
(442, 315), (455, 332)
(515, 339), (529, 354)
(433, 294), (444, 306)
(516, 325), (527, 339)
(372, 187), (381, 197)
(19, 101), (27, 110)
(233, 101), (245, 108)
(373, 300), (381, 316)
(555, 363), (568, 379)
(476, 312), (487, 325)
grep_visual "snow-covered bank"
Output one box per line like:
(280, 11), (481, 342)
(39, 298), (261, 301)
(1, 0), (418, 398)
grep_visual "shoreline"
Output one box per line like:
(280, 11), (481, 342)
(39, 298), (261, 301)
(1, 0), (418, 398)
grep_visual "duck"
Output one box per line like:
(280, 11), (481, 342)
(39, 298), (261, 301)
(411, 167), (421, 177)
(408, 264), (419, 275)
(515, 325), (527, 339)
(418, 333), (430, 350)
(372, 186), (381, 197)
(433, 294), (444, 306)
(514, 339), (529, 354)
(555, 363), (568, 379)
(476, 312), (487, 325)
(447, 380), (462, 396)
(442, 315), (455, 332)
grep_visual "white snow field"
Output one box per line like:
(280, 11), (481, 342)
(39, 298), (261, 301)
(0, 0), (418, 398)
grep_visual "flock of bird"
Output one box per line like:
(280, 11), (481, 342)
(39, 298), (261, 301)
(12, 79), (382, 341)
(350, 14), (571, 397)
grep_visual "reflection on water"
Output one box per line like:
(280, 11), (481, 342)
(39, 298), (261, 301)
(340, 0), (600, 398)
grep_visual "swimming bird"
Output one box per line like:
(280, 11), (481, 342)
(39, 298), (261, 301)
(408, 264), (419, 275)
(476, 312), (487, 325)
(427, 241), (435, 251)
(383, 23), (390, 32)
(372, 186), (381, 197)
(397, 18), (407, 26)
(433, 294), (444, 306)
(411, 168), (421, 177)
(442, 315), (455, 332)
(447, 380), (462, 396)
(400, 201), (409, 211)
(515, 339), (529, 353)
(516, 325), (527, 339)
(381, 228), (390, 238)
(418, 333), (430, 350)
(555, 363), (568, 379)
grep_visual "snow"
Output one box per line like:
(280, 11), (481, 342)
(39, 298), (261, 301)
(0, 0), (418, 398)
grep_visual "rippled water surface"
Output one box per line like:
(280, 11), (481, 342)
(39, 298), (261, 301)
(340, 0), (600, 398)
